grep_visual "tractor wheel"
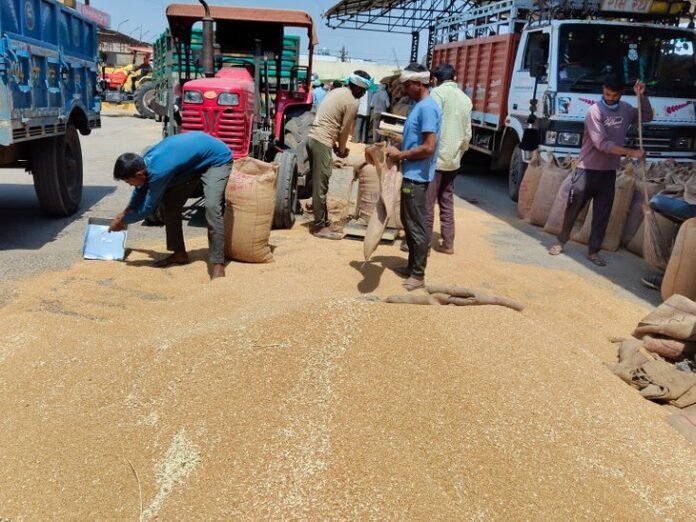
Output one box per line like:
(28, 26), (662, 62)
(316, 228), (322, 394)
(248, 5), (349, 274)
(508, 144), (527, 202)
(32, 125), (83, 217)
(284, 111), (314, 197)
(134, 81), (157, 119)
(273, 150), (299, 230)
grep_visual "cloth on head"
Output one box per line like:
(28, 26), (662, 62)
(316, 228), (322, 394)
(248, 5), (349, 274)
(348, 73), (372, 90)
(400, 70), (431, 84)
(312, 79), (322, 87)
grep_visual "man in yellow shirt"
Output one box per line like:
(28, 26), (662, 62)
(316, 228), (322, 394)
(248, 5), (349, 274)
(426, 63), (472, 254)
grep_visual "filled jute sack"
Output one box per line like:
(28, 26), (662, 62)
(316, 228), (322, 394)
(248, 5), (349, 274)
(621, 178), (664, 247)
(517, 150), (543, 220)
(662, 218), (696, 301)
(355, 162), (402, 229)
(223, 157), (278, 263)
(633, 294), (696, 342)
(626, 213), (678, 260)
(543, 171), (588, 236)
(572, 166), (635, 251)
(529, 154), (571, 226)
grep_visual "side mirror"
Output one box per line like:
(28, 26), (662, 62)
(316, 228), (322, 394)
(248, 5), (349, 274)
(529, 48), (546, 80)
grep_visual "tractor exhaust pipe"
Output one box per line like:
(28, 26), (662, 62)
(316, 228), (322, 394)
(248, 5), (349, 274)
(199, 0), (214, 78)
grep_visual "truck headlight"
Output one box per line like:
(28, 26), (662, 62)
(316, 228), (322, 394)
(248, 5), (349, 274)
(545, 131), (557, 145)
(218, 92), (239, 106)
(557, 132), (581, 146)
(184, 90), (203, 104)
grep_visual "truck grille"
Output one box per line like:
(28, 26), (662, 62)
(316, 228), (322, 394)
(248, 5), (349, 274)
(181, 108), (248, 158)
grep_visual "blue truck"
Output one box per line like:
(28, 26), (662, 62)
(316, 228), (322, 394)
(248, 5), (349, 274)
(1, 0), (100, 216)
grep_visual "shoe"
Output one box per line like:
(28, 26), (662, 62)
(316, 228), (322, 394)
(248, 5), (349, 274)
(402, 276), (425, 291)
(152, 253), (190, 268)
(434, 244), (454, 255)
(641, 274), (663, 291)
(587, 254), (607, 267)
(312, 226), (343, 240)
(393, 265), (412, 278)
(548, 244), (564, 256)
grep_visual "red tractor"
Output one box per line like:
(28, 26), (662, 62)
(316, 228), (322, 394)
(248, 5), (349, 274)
(157, 2), (317, 228)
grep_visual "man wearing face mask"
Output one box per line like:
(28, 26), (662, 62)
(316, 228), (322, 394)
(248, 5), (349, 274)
(307, 70), (373, 239)
(549, 74), (652, 266)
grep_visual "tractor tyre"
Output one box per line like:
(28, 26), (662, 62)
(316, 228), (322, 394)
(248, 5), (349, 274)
(32, 125), (83, 217)
(273, 150), (299, 230)
(284, 111), (314, 197)
(508, 144), (527, 202)
(134, 81), (157, 119)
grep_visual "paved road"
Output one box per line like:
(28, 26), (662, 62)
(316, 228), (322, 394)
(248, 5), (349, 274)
(0, 114), (661, 307)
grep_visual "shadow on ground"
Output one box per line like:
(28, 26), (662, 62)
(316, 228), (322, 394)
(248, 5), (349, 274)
(0, 184), (116, 250)
(454, 165), (661, 306)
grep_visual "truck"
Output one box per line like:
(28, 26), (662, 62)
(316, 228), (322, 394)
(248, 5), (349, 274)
(431, 0), (696, 200)
(0, 0), (101, 216)
(152, 1), (316, 228)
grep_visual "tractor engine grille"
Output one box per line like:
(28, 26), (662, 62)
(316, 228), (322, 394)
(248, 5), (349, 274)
(181, 107), (248, 158)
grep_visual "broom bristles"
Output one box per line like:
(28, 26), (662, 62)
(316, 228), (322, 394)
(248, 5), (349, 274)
(642, 204), (669, 269)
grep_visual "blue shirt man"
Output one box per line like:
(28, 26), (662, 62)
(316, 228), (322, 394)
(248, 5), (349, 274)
(312, 81), (327, 110)
(110, 131), (232, 279)
(385, 65), (441, 290)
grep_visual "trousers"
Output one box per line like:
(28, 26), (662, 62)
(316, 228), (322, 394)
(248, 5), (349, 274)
(426, 169), (457, 249)
(163, 162), (231, 264)
(401, 179), (429, 278)
(557, 167), (615, 254)
(307, 137), (333, 226)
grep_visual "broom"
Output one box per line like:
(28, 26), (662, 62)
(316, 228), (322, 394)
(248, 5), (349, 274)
(638, 94), (669, 269)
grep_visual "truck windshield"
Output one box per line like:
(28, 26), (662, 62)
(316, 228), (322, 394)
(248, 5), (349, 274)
(558, 24), (696, 98)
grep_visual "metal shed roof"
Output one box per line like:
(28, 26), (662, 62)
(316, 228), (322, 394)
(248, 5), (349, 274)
(324, 0), (474, 34)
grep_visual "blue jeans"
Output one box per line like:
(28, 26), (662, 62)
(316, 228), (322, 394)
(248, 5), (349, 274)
(649, 195), (696, 223)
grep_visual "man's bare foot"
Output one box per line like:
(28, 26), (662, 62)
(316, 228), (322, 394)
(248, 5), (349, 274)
(152, 251), (190, 268)
(211, 264), (226, 279)
(548, 244), (565, 256)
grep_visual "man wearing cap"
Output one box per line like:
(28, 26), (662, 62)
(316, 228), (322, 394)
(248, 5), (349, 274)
(385, 63), (441, 290)
(307, 70), (373, 239)
(312, 79), (327, 110)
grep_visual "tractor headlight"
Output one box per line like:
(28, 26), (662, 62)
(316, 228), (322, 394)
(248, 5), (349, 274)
(184, 90), (203, 104)
(218, 92), (239, 106)
(557, 132), (581, 146)
(545, 131), (557, 145)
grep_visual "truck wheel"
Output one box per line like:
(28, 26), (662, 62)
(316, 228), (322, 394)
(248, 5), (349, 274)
(32, 125), (83, 217)
(508, 145), (527, 202)
(284, 111), (314, 197)
(134, 81), (157, 119)
(273, 150), (299, 230)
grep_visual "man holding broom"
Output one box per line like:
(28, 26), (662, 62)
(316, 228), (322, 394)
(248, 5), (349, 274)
(549, 75), (652, 266)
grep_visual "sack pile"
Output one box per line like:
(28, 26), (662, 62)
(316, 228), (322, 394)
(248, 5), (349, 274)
(224, 157), (278, 263)
(520, 156), (696, 264)
(662, 217), (696, 301)
(610, 294), (696, 408)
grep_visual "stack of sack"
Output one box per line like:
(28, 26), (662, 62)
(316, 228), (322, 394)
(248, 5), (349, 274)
(661, 217), (696, 301)
(611, 294), (696, 408)
(518, 154), (696, 263)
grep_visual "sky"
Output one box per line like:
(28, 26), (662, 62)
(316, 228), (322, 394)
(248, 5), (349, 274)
(89, 0), (414, 64)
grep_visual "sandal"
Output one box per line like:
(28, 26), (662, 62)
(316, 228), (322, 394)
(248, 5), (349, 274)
(548, 244), (564, 256)
(402, 276), (425, 291)
(587, 254), (607, 267)
(152, 254), (190, 268)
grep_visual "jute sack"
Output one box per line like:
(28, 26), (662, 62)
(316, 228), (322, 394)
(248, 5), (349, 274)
(622, 179), (663, 247)
(633, 294), (696, 342)
(572, 167), (636, 251)
(662, 218), (696, 301)
(355, 159), (402, 229)
(517, 150), (543, 220)
(224, 157), (278, 263)
(543, 172), (588, 236)
(529, 154), (570, 226)
(626, 213), (678, 259)
(355, 161), (380, 224)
